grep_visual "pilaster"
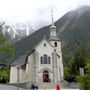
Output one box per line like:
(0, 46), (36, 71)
(34, 51), (39, 83)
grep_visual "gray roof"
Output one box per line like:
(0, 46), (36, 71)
(11, 55), (27, 66)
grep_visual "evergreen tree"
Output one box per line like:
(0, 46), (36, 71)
(0, 22), (15, 83)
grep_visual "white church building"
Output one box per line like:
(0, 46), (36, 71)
(10, 15), (64, 85)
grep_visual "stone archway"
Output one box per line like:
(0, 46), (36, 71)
(43, 70), (51, 82)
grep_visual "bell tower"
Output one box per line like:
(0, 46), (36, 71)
(49, 10), (64, 82)
(49, 10), (59, 42)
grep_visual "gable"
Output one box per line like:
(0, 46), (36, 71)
(35, 39), (54, 55)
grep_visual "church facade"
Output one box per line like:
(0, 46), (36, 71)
(10, 17), (64, 84)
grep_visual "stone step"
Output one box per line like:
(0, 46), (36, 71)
(38, 83), (64, 89)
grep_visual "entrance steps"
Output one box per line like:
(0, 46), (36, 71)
(38, 82), (65, 89)
(10, 81), (79, 89)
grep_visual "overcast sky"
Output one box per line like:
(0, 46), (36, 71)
(0, 0), (90, 26)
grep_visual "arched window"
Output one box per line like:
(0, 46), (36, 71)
(55, 42), (57, 47)
(48, 57), (51, 64)
(41, 57), (43, 64)
(40, 55), (51, 64)
(44, 54), (47, 64)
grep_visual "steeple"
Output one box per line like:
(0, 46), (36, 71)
(51, 10), (54, 26)
(49, 10), (59, 41)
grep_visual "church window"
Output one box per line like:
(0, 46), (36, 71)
(48, 57), (51, 64)
(41, 57), (43, 64)
(41, 55), (51, 64)
(44, 54), (47, 64)
(55, 42), (57, 47)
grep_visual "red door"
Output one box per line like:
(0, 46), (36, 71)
(43, 74), (49, 82)
(43, 70), (50, 82)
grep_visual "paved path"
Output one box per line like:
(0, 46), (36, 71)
(0, 84), (79, 90)
(0, 84), (26, 90)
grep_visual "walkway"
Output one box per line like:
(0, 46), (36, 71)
(0, 84), (79, 90)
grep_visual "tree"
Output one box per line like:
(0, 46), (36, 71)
(64, 51), (86, 82)
(0, 22), (15, 60)
(0, 22), (15, 83)
(69, 52), (86, 75)
(76, 75), (90, 90)
(85, 63), (90, 75)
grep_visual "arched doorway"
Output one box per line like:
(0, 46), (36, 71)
(43, 70), (50, 82)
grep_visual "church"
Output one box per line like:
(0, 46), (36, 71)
(10, 14), (64, 86)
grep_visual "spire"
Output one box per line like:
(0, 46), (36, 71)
(49, 9), (59, 41)
(50, 9), (56, 37)
(50, 9), (56, 29)
(51, 9), (54, 26)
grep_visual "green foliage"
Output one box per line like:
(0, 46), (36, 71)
(0, 22), (15, 83)
(85, 63), (90, 75)
(0, 22), (15, 62)
(64, 51), (87, 82)
(76, 63), (90, 89)
(64, 74), (76, 82)
(0, 67), (10, 83)
(64, 66), (71, 76)
(69, 52), (86, 75)
(76, 75), (90, 90)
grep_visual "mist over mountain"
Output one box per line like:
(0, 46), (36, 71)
(2, 19), (51, 43)
(1, 5), (90, 64)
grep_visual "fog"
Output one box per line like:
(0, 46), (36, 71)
(0, 0), (90, 26)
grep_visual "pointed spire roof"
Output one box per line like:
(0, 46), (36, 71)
(51, 9), (54, 26)
(50, 9), (56, 29)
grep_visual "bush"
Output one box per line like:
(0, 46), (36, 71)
(64, 74), (76, 82)
(0, 68), (10, 83)
(76, 75), (90, 90)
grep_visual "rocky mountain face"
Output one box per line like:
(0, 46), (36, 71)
(2, 23), (35, 43)
(2, 19), (50, 43)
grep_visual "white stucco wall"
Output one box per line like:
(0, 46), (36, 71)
(35, 39), (54, 82)
(26, 53), (35, 82)
(10, 66), (18, 83)
(19, 68), (26, 82)
(10, 66), (26, 83)
(35, 39), (54, 69)
(50, 40), (64, 82)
